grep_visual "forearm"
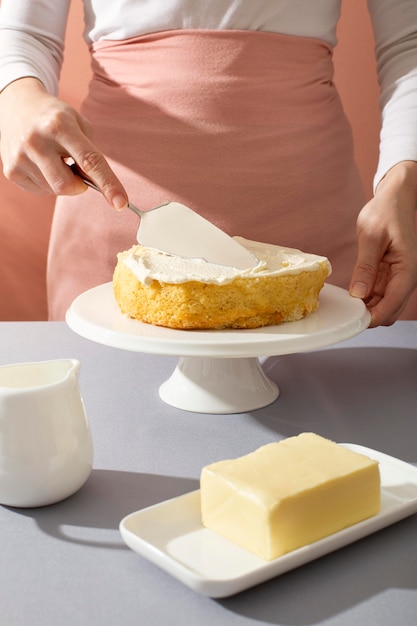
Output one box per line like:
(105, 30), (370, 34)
(375, 160), (417, 214)
(0, 0), (70, 95)
(368, 0), (417, 191)
(0, 76), (47, 125)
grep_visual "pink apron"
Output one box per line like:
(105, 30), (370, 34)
(47, 29), (365, 320)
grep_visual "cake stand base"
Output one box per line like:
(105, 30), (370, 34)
(158, 356), (279, 414)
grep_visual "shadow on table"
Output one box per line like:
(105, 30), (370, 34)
(256, 347), (417, 463)
(5, 470), (198, 549)
(218, 513), (417, 625)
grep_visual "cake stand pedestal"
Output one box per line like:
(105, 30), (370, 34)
(159, 356), (279, 413)
(66, 283), (370, 414)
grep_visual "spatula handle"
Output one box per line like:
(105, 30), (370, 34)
(68, 162), (143, 217)
(68, 162), (100, 192)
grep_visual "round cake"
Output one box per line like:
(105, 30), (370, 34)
(112, 237), (332, 329)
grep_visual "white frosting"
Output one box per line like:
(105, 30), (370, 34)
(123, 236), (331, 286)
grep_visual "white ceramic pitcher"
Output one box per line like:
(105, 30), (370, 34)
(0, 359), (93, 507)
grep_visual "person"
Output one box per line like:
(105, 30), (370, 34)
(0, 0), (416, 326)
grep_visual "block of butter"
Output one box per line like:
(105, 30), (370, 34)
(200, 433), (381, 560)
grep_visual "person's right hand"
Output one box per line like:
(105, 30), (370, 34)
(0, 77), (128, 210)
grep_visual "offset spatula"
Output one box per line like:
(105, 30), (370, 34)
(69, 163), (258, 269)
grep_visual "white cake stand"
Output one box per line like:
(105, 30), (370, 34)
(66, 283), (370, 414)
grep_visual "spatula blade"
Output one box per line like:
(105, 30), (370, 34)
(138, 202), (258, 269)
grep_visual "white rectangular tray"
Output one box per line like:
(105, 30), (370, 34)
(119, 445), (417, 598)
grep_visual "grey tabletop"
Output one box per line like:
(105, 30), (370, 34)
(1, 321), (416, 626)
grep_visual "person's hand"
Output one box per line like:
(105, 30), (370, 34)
(350, 161), (417, 327)
(0, 77), (128, 209)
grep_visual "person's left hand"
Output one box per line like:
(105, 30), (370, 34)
(349, 161), (417, 327)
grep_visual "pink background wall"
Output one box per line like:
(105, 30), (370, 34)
(0, 2), (382, 320)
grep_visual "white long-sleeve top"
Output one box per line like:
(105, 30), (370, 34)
(0, 0), (417, 189)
